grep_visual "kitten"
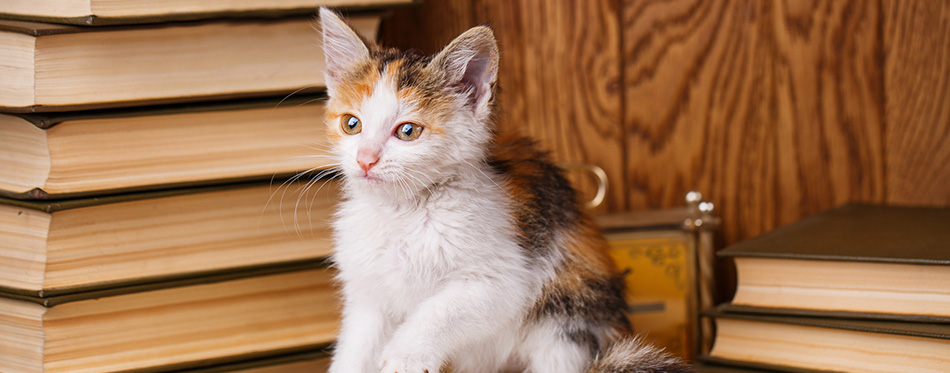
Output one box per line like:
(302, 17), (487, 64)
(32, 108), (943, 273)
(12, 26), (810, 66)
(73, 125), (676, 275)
(319, 7), (690, 373)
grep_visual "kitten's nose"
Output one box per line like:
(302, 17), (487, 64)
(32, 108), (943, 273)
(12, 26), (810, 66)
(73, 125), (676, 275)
(357, 149), (380, 172)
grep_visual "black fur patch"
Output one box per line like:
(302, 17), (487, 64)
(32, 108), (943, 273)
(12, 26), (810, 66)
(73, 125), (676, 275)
(371, 48), (433, 91)
(530, 273), (631, 331)
(562, 321), (601, 356)
(488, 137), (581, 257)
(531, 273), (633, 360)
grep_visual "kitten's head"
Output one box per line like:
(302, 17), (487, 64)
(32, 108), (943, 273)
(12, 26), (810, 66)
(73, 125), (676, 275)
(319, 8), (498, 200)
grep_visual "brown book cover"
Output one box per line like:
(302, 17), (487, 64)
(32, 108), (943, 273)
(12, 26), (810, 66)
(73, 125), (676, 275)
(0, 257), (329, 306)
(730, 314), (950, 340)
(717, 303), (950, 324)
(0, 15), (379, 112)
(718, 204), (950, 265)
(696, 356), (836, 373)
(9, 94), (325, 130)
(0, 96), (332, 199)
(162, 349), (330, 373)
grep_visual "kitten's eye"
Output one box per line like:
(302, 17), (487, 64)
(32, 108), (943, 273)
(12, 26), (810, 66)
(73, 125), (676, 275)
(341, 114), (361, 135)
(394, 122), (424, 141)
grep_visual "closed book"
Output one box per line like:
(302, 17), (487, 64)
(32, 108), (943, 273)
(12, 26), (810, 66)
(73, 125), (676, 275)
(718, 304), (950, 324)
(719, 204), (950, 318)
(0, 0), (412, 26)
(694, 358), (810, 373)
(225, 358), (330, 373)
(173, 350), (330, 373)
(0, 180), (339, 297)
(0, 264), (340, 373)
(696, 356), (838, 373)
(706, 305), (950, 373)
(0, 97), (331, 199)
(0, 15), (378, 112)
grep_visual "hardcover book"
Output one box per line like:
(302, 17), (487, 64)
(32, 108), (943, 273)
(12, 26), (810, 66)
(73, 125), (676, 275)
(0, 0), (412, 26)
(0, 97), (331, 199)
(0, 265), (340, 373)
(0, 181), (339, 297)
(0, 16), (378, 112)
(175, 350), (330, 373)
(719, 204), (950, 318)
(705, 305), (950, 372)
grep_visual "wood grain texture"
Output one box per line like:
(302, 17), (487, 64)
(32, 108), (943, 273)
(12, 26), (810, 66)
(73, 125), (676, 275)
(379, 0), (948, 249)
(622, 0), (885, 244)
(883, 0), (950, 206)
(379, 0), (625, 213)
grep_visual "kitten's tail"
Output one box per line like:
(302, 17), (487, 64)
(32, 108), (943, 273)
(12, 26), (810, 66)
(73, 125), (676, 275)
(586, 337), (693, 373)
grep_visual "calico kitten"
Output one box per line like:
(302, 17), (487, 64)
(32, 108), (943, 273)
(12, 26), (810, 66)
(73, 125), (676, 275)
(319, 7), (689, 373)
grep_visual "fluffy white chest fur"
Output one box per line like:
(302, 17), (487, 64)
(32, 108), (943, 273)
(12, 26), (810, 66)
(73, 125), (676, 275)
(331, 174), (550, 372)
(333, 174), (533, 317)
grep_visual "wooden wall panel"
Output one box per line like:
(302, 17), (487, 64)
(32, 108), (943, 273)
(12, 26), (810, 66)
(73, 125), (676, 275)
(378, 0), (948, 251)
(378, 0), (626, 213)
(883, 0), (950, 205)
(621, 0), (885, 244)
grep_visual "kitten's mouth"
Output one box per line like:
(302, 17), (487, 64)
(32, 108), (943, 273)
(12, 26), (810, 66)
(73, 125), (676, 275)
(358, 172), (384, 183)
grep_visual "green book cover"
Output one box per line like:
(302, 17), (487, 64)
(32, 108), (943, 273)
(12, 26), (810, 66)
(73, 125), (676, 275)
(719, 204), (950, 265)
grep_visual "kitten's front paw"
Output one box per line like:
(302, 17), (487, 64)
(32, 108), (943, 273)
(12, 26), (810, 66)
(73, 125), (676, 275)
(379, 348), (441, 373)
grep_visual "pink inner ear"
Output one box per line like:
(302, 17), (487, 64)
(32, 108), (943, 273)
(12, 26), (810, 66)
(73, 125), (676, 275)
(321, 8), (370, 90)
(460, 55), (492, 107)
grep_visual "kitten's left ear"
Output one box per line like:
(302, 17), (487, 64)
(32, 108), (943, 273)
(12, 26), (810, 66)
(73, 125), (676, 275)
(319, 7), (371, 96)
(430, 26), (499, 116)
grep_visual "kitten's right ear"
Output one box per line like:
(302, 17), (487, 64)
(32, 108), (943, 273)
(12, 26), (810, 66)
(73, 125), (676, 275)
(430, 26), (499, 117)
(319, 7), (370, 94)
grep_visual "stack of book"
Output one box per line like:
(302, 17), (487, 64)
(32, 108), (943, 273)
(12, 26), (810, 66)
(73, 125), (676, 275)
(0, 1), (408, 372)
(702, 204), (950, 372)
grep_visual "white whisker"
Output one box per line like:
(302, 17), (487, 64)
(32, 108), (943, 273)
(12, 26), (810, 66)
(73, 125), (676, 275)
(294, 97), (328, 108)
(261, 165), (339, 232)
(272, 86), (320, 112)
(305, 172), (341, 233)
(402, 170), (435, 199)
(462, 159), (502, 189)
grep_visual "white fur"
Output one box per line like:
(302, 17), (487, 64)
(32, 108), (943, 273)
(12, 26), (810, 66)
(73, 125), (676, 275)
(332, 185), (537, 373)
(322, 8), (611, 372)
(325, 45), (575, 373)
(330, 163), (542, 373)
(326, 51), (531, 372)
(319, 7), (370, 97)
(331, 167), (596, 372)
(519, 320), (594, 373)
(587, 337), (687, 373)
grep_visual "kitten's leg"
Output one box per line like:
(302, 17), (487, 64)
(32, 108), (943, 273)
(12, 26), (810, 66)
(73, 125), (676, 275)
(378, 279), (527, 373)
(448, 333), (520, 373)
(329, 295), (389, 373)
(521, 320), (595, 373)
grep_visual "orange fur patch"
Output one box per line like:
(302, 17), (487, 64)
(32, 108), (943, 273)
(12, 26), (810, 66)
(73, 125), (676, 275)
(325, 62), (381, 141)
(493, 132), (629, 333)
(563, 219), (619, 278)
(396, 86), (448, 136)
(325, 57), (453, 140)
